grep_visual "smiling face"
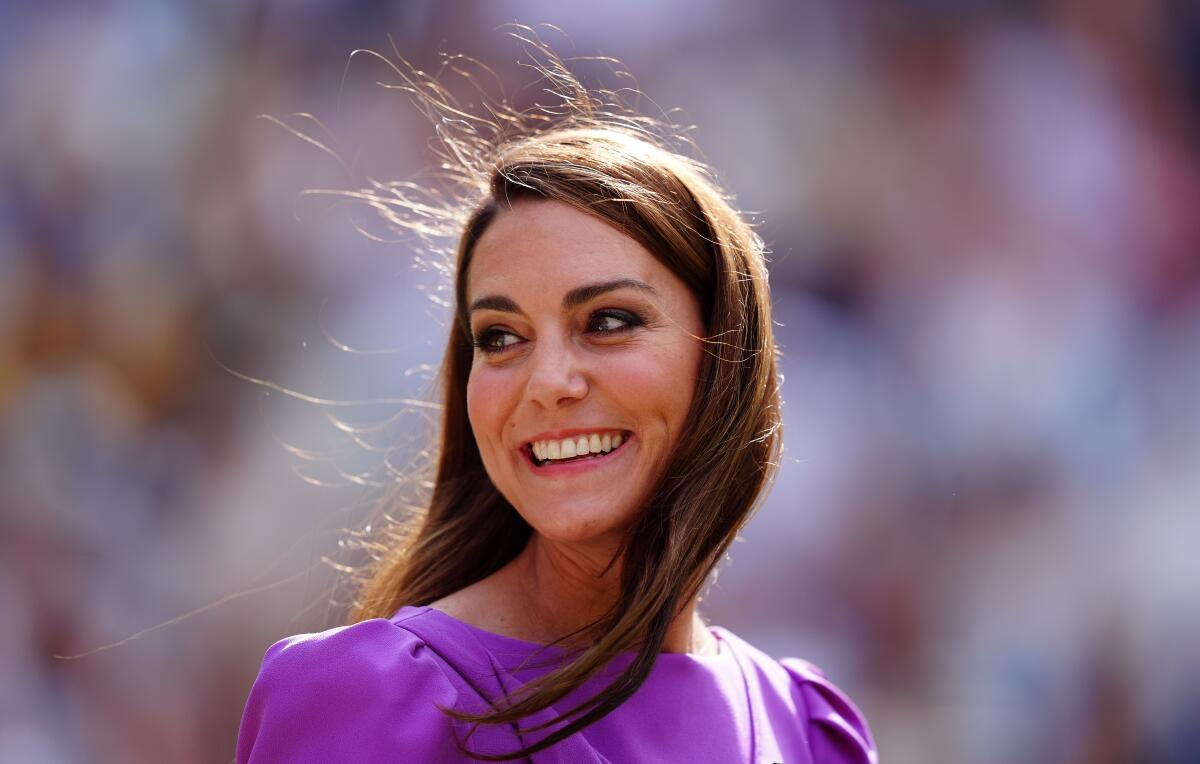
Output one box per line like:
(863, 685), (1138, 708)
(464, 199), (705, 551)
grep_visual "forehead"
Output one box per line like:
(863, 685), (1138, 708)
(466, 199), (665, 301)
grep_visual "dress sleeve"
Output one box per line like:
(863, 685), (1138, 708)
(780, 658), (878, 764)
(236, 619), (465, 763)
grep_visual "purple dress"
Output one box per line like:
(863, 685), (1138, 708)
(237, 605), (877, 763)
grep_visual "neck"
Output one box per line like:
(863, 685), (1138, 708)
(503, 534), (715, 655)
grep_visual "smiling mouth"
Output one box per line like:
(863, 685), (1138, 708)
(526, 431), (631, 467)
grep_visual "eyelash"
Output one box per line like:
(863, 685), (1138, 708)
(472, 309), (645, 355)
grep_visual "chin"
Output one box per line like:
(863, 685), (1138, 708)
(522, 501), (638, 547)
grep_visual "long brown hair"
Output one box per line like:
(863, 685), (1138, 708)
(345, 31), (781, 761)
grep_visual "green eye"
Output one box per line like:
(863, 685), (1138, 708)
(592, 315), (625, 332)
(588, 309), (643, 334)
(473, 328), (521, 354)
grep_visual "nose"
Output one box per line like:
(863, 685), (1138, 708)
(524, 338), (589, 410)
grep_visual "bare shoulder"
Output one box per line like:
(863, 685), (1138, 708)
(691, 615), (721, 657)
(426, 584), (487, 621)
(427, 569), (529, 639)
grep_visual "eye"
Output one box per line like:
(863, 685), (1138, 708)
(473, 327), (522, 354)
(587, 309), (644, 335)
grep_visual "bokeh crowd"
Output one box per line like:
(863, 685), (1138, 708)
(2, 2), (1198, 762)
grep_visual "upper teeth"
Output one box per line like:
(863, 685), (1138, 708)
(532, 432), (625, 462)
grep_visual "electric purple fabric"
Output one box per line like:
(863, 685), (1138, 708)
(237, 605), (877, 763)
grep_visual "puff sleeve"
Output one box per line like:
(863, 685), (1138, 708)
(781, 658), (878, 764)
(236, 619), (465, 763)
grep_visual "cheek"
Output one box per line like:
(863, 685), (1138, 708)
(661, 334), (704, 426)
(465, 364), (509, 451)
(613, 338), (703, 428)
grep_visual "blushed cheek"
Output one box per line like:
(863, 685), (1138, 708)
(470, 366), (522, 448)
(465, 372), (496, 451)
(663, 338), (704, 430)
(614, 353), (699, 432)
(656, 334), (703, 385)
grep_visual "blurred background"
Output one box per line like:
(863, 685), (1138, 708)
(2, 1), (1199, 762)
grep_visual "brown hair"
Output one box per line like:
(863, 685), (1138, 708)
(344, 32), (781, 761)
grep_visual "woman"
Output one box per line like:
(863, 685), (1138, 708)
(237, 44), (876, 764)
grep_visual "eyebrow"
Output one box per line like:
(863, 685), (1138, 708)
(468, 278), (658, 315)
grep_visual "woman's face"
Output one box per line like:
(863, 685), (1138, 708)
(465, 199), (705, 550)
